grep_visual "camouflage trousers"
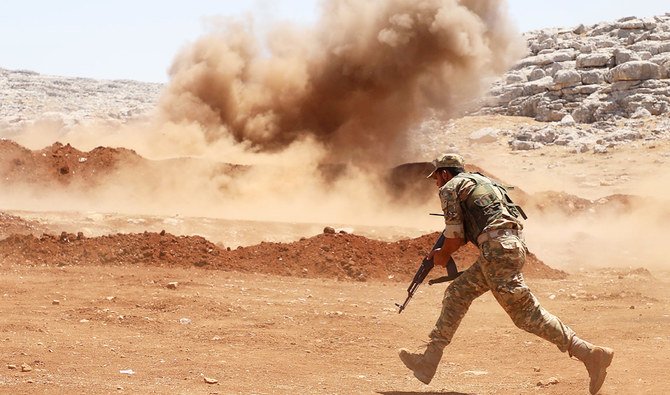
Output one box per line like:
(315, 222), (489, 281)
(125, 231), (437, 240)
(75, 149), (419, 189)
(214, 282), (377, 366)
(430, 235), (575, 352)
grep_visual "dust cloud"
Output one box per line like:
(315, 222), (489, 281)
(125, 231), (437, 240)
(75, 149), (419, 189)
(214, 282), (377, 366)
(0, 0), (524, 231)
(158, 0), (524, 164)
(524, 193), (670, 272)
(469, 150), (670, 272)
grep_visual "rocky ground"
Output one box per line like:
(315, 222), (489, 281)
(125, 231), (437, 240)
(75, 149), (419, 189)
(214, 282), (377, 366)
(1, 12), (670, 395)
(0, 68), (161, 132)
(478, 14), (670, 123)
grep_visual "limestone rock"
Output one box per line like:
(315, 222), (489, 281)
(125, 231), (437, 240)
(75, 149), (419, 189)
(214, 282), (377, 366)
(614, 48), (641, 65)
(0, 68), (162, 131)
(468, 128), (499, 143)
(553, 70), (582, 89)
(580, 70), (605, 85)
(631, 107), (652, 119)
(528, 68), (546, 81)
(606, 61), (666, 82)
(576, 53), (613, 69)
(509, 140), (543, 151)
(477, 13), (670, 123)
(559, 114), (576, 126)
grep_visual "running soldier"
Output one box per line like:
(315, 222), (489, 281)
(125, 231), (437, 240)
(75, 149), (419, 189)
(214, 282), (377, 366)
(399, 153), (614, 395)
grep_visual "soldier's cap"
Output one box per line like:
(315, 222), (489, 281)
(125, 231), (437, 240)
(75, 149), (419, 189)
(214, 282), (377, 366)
(426, 153), (465, 178)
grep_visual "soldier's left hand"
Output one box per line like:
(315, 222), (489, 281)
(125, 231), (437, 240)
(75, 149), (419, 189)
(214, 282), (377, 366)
(431, 248), (449, 268)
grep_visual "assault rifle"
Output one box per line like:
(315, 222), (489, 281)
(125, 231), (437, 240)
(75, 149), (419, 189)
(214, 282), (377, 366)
(395, 234), (462, 314)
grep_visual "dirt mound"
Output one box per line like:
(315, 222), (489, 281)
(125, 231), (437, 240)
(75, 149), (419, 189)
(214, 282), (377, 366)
(0, 140), (141, 187)
(0, 212), (46, 239)
(520, 191), (648, 216)
(0, 230), (566, 281)
(0, 139), (643, 218)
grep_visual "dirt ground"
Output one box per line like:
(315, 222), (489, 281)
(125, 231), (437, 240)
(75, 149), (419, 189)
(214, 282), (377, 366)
(1, 262), (668, 394)
(1, 114), (670, 394)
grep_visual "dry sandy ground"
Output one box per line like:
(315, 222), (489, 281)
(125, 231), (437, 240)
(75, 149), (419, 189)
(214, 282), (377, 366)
(2, 114), (670, 394)
(1, 263), (668, 394)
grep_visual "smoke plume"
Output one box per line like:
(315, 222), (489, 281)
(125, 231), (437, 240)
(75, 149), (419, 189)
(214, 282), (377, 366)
(0, 0), (527, 240)
(159, 0), (524, 165)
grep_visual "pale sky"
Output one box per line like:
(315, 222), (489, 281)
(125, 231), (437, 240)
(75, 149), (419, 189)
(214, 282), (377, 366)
(0, 0), (668, 83)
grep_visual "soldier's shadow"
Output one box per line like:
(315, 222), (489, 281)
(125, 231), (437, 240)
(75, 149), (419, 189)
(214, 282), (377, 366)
(377, 392), (475, 395)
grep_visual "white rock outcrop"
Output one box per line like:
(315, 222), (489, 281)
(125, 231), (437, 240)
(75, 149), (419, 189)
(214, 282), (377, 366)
(478, 14), (670, 123)
(0, 68), (162, 131)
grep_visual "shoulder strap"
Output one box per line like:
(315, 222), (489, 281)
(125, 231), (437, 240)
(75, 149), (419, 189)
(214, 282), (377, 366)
(466, 172), (528, 220)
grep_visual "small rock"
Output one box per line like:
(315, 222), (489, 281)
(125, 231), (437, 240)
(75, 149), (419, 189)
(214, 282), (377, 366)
(166, 282), (178, 290)
(323, 226), (336, 234)
(537, 376), (560, 387)
(559, 114), (576, 126)
(593, 144), (608, 154)
(119, 369), (135, 375)
(461, 370), (489, 376)
(533, 366), (541, 372)
(468, 127), (499, 143)
(7, 364), (17, 370)
(631, 107), (652, 119)
(630, 305), (635, 310)
(510, 140), (543, 151)
(204, 377), (218, 384)
(21, 363), (32, 372)
(79, 319), (89, 323)
(179, 318), (192, 325)
(52, 300), (60, 305)
(327, 311), (344, 317)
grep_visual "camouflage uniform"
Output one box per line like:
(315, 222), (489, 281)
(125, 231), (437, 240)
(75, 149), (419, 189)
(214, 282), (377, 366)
(401, 155), (613, 393)
(429, 172), (575, 352)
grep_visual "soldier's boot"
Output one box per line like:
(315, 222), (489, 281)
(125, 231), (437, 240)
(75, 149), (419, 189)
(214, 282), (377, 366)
(569, 336), (615, 395)
(398, 342), (444, 384)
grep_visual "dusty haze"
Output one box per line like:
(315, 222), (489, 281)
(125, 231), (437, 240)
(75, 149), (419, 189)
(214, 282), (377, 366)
(1, 0), (524, 227)
(2, 1), (665, 272)
(158, 0), (524, 164)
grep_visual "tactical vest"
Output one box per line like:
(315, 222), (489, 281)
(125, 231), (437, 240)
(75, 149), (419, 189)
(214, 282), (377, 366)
(458, 173), (527, 245)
